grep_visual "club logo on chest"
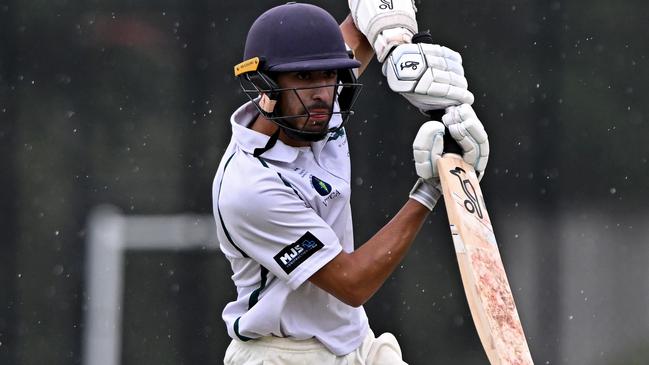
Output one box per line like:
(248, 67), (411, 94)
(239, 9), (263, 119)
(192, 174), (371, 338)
(311, 175), (332, 196)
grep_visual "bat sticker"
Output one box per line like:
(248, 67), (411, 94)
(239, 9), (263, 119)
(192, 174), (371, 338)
(450, 167), (483, 219)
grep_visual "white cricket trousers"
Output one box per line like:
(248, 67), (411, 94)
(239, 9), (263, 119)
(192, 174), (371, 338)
(223, 330), (408, 365)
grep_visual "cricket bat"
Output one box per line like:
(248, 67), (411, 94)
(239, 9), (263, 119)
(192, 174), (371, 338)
(409, 31), (533, 364)
(437, 149), (534, 364)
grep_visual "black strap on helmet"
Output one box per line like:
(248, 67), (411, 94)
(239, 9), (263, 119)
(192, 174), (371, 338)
(253, 128), (280, 157)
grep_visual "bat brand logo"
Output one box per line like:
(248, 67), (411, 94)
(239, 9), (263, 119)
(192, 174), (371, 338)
(450, 167), (483, 219)
(400, 61), (419, 71)
(379, 0), (393, 10)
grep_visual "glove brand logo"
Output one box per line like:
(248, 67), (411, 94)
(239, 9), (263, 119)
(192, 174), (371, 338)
(400, 60), (420, 71)
(450, 167), (483, 219)
(379, 0), (393, 10)
(274, 231), (324, 274)
(311, 175), (332, 196)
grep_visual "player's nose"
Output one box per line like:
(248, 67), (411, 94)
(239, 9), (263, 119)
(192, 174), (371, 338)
(309, 80), (334, 101)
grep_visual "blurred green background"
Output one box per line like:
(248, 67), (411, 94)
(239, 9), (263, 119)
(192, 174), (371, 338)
(1, 0), (648, 364)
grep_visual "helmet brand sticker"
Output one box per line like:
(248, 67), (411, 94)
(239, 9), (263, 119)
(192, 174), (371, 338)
(234, 57), (260, 76)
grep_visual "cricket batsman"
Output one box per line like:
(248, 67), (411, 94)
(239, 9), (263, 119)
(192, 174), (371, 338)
(212, 1), (490, 363)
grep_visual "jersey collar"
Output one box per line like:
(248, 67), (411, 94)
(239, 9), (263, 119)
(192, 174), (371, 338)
(231, 101), (300, 163)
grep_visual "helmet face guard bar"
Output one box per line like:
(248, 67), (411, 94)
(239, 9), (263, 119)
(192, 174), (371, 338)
(238, 69), (362, 141)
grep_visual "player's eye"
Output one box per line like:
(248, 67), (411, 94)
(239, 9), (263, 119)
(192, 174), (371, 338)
(323, 70), (337, 79)
(296, 71), (311, 80)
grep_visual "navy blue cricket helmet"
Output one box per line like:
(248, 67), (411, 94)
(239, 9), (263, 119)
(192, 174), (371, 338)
(234, 2), (363, 142)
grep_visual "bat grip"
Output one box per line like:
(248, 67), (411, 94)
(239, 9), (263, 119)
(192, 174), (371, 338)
(412, 31), (463, 156)
(425, 109), (463, 155)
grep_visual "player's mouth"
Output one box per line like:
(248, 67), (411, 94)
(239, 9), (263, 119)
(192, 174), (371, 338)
(308, 109), (330, 122)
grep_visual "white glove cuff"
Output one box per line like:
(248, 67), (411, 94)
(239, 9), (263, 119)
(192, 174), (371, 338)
(348, 0), (418, 62)
(409, 178), (442, 211)
(374, 27), (415, 62)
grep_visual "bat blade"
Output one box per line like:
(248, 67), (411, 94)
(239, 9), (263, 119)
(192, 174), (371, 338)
(437, 154), (534, 365)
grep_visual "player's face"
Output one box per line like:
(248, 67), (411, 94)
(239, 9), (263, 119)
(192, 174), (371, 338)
(275, 70), (338, 134)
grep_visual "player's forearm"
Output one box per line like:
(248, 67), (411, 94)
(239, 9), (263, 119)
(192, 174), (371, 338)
(311, 199), (429, 307)
(340, 14), (374, 76)
(350, 199), (429, 299)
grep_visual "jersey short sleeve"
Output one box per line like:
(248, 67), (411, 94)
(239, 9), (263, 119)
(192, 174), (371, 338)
(217, 154), (342, 290)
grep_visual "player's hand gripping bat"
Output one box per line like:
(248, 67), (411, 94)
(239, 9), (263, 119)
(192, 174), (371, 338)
(413, 32), (534, 365)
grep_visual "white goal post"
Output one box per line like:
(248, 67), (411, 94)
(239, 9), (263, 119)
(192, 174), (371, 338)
(81, 205), (218, 365)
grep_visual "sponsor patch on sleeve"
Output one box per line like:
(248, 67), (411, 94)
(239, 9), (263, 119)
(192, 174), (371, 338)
(274, 231), (324, 275)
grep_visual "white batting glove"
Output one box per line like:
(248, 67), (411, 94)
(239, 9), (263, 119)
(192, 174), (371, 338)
(383, 43), (474, 112)
(443, 104), (489, 179)
(410, 120), (445, 210)
(412, 120), (445, 180)
(348, 0), (418, 62)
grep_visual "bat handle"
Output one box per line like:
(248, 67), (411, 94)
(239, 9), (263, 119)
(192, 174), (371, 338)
(424, 109), (463, 156)
(412, 31), (463, 156)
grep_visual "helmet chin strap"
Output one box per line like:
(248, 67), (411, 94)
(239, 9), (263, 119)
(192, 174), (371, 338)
(253, 127), (281, 157)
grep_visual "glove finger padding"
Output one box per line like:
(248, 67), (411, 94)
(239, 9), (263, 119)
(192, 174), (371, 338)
(383, 44), (474, 112)
(426, 56), (464, 76)
(443, 104), (489, 178)
(413, 120), (445, 179)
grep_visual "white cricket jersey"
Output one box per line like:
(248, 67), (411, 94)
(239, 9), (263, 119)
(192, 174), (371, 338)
(212, 101), (369, 356)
